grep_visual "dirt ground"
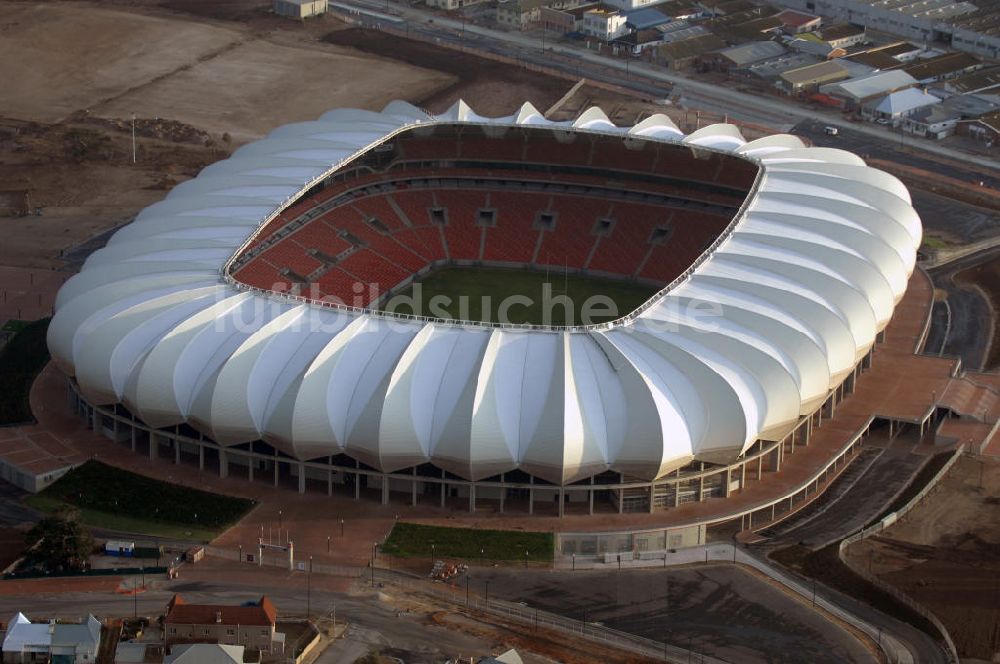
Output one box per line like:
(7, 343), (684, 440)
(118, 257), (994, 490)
(0, 116), (229, 269)
(466, 564), (876, 663)
(844, 455), (1000, 660)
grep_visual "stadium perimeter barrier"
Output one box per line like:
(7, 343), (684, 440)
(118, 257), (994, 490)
(3, 566), (169, 581)
(838, 445), (966, 664)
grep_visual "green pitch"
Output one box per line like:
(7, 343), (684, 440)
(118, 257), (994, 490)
(379, 266), (659, 326)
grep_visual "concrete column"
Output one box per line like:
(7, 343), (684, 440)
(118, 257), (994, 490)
(299, 463), (306, 494)
(329, 468), (334, 497)
(440, 469), (446, 508)
(588, 487), (594, 516)
(648, 485), (655, 514)
(219, 449), (229, 479)
(499, 473), (505, 514)
(468, 484), (475, 513)
(757, 455), (763, 480)
(92, 407), (99, 431)
(113, 417), (118, 441)
(174, 440), (180, 465)
(130, 425), (137, 452)
(558, 488), (565, 517)
(149, 435), (158, 460)
(771, 504), (776, 521)
(739, 462), (746, 491)
(411, 467), (418, 507)
(673, 474), (681, 508)
(381, 474), (389, 505)
(198, 444), (204, 471)
(724, 467), (732, 498)
(274, 452), (280, 487)
(355, 468), (361, 500)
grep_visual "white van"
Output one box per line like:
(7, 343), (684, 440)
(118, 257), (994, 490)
(823, 126), (839, 136)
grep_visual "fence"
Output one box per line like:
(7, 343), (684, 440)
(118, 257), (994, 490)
(838, 445), (966, 664)
(3, 566), (168, 580)
(203, 545), (363, 579)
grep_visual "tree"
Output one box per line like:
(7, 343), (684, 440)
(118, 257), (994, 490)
(23, 508), (94, 573)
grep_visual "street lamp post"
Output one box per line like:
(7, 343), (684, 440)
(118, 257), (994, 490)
(307, 556), (313, 618)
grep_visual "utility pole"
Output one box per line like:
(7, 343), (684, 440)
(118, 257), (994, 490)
(307, 556), (313, 618)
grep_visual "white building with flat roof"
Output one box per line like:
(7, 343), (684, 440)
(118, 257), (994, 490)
(273, 0), (327, 18)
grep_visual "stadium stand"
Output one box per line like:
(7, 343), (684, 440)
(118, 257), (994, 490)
(230, 126), (758, 311)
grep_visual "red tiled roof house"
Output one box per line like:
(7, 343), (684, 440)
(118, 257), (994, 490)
(164, 595), (284, 654)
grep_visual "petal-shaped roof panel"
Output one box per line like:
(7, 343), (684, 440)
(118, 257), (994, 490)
(51, 101), (920, 484)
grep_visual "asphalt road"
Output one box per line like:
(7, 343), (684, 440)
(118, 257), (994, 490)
(925, 245), (1000, 370)
(0, 579), (531, 664)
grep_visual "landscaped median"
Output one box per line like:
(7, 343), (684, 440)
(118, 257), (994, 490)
(24, 461), (256, 541)
(380, 522), (553, 563)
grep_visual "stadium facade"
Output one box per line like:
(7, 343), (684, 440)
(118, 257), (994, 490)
(48, 100), (920, 516)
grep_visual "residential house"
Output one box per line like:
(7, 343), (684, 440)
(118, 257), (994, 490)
(164, 595), (284, 654)
(944, 66), (1000, 95)
(583, 8), (629, 40)
(786, 35), (846, 59)
(902, 52), (982, 84)
(652, 33), (727, 69)
(273, 0), (327, 18)
(843, 50), (904, 71)
(2, 613), (102, 664)
(165, 644), (259, 664)
(779, 60), (851, 94)
(540, 3), (597, 32)
(712, 40), (786, 71)
(745, 52), (819, 81)
(863, 87), (941, 123)
(901, 106), (961, 139)
(819, 69), (919, 109)
(775, 9), (820, 34)
(819, 23), (865, 49)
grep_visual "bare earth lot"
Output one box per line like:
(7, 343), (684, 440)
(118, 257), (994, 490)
(845, 455), (1000, 660)
(470, 565), (876, 663)
(0, 4), (244, 123)
(94, 34), (454, 143)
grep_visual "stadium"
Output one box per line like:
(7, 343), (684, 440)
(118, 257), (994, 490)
(47, 100), (921, 518)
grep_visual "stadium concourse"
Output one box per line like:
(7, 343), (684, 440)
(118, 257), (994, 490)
(40, 99), (997, 554)
(18, 266), (994, 569)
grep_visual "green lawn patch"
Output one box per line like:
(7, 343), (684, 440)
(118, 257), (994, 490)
(921, 236), (950, 250)
(380, 266), (658, 326)
(0, 318), (51, 425)
(1, 320), (29, 333)
(26, 461), (255, 541)
(381, 523), (553, 562)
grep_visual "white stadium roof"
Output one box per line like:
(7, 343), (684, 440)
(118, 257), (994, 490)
(48, 100), (920, 485)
